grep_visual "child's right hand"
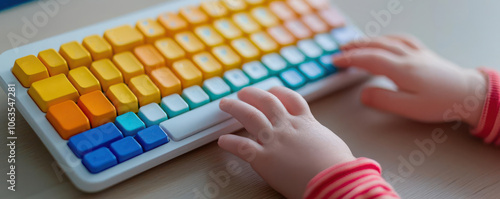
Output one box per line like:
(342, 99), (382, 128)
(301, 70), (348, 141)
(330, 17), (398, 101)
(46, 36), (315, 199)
(333, 35), (487, 127)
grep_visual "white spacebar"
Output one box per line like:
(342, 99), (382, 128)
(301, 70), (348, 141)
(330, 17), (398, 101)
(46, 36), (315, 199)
(159, 77), (284, 141)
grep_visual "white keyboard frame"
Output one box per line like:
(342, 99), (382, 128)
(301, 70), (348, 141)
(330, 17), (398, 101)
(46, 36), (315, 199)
(0, 0), (368, 192)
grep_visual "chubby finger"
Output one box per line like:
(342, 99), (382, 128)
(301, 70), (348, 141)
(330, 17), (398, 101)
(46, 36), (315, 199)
(237, 87), (289, 125)
(333, 48), (403, 79)
(385, 34), (426, 50)
(340, 37), (410, 55)
(268, 86), (311, 116)
(361, 87), (417, 118)
(218, 134), (263, 162)
(220, 98), (272, 135)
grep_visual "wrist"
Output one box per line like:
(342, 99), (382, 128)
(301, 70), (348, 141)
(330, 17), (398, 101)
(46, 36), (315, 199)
(462, 68), (487, 127)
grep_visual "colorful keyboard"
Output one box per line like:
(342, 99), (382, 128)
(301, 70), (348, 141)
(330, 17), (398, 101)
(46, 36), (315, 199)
(0, 0), (367, 192)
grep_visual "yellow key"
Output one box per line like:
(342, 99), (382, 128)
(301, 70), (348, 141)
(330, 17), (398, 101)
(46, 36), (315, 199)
(106, 83), (139, 115)
(249, 32), (279, 54)
(38, 49), (68, 76)
(104, 25), (145, 53)
(212, 45), (242, 70)
(68, 66), (101, 95)
(175, 32), (206, 56)
(245, 0), (265, 6)
(230, 38), (260, 62)
(179, 6), (209, 26)
(200, 1), (229, 18)
(28, 74), (79, 112)
(232, 13), (261, 34)
(194, 25), (225, 47)
(112, 52), (145, 83)
(158, 12), (189, 35)
(90, 59), (123, 92)
(192, 52), (223, 79)
(221, 0), (247, 12)
(136, 18), (166, 43)
(150, 67), (182, 97)
(213, 18), (243, 40)
(172, 59), (203, 88)
(154, 38), (186, 66)
(129, 74), (161, 106)
(59, 41), (92, 69)
(82, 35), (113, 60)
(12, 55), (49, 87)
(251, 7), (280, 27)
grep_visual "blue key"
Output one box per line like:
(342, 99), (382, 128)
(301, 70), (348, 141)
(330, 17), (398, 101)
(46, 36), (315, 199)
(261, 53), (289, 75)
(279, 69), (307, 89)
(115, 112), (146, 136)
(202, 77), (231, 100)
(109, 137), (143, 163)
(331, 26), (362, 45)
(298, 61), (325, 81)
(82, 147), (117, 173)
(223, 69), (250, 92)
(68, 123), (123, 158)
(242, 61), (269, 82)
(160, 94), (190, 117)
(297, 40), (323, 59)
(135, 125), (170, 151)
(182, 86), (211, 109)
(314, 34), (339, 53)
(280, 46), (306, 66)
(319, 54), (338, 74)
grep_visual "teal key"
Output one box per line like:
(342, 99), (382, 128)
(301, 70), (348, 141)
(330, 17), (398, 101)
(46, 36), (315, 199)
(138, 103), (168, 127)
(115, 112), (146, 136)
(261, 53), (289, 75)
(314, 34), (339, 53)
(319, 54), (338, 74)
(203, 77), (231, 100)
(298, 61), (325, 81)
(223, 69), (250, 92)
(182, 86), (211, 109)
(160, 94), (190, 117)
(242, 61), (269, 82)
(279, 68), (307, 89)
(297, 39), (323, 59)
(280, 46), (306, 66)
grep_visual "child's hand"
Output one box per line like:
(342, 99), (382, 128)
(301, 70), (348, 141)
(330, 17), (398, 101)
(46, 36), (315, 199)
(334, 35), (487, 127)
(218, 87), (355, 199)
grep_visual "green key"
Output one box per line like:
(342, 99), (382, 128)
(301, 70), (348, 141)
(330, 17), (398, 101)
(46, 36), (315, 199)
(262, 53), (289, 75)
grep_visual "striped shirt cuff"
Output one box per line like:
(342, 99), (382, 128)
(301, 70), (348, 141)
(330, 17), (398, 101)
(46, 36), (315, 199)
(470, 68), (500, 144)
(304, 158), (399, 199)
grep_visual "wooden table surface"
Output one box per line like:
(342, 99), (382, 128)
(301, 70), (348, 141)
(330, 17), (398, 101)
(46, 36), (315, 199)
(2, 0), (500, 198)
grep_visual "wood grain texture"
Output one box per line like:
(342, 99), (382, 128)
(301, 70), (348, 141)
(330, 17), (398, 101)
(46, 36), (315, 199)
(2, 0), (500, 198)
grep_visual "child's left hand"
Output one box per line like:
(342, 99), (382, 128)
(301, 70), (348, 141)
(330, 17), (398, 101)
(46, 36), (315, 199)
(218, 86), (355, 199)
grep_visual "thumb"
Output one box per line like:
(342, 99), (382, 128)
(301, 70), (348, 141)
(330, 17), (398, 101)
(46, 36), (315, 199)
(218, 134), (263, 163)
(361, 87), (417, 118)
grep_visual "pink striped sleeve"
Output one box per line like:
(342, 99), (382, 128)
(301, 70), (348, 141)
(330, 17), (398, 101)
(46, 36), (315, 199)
(470, 68), (500, 145)
(303, 158), (399, 199)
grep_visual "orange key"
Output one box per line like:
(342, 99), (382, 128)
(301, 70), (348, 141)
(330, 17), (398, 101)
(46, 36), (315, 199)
(133, 44), (166, 74)
(269, 1), (297, 21)
(267, 26), (296, 46)
(284, 20), (313, 39)
(78, 90), (117, 128)
(175, 32), (206, 56)
(200, 0), (229, 18)
(154, 38), (186, 66)
(149, 67), (182, 97)
(302, 14), (329, 33)
(319, 7), (346, 28)
(46, 100), (90, 140)
(179, 6), (209, 26)
(158, 12), (189, 35)
(287, 0), (313, 15)
(136, 18), (167, 43)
